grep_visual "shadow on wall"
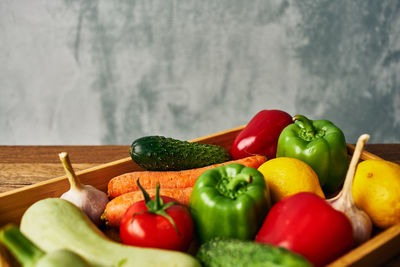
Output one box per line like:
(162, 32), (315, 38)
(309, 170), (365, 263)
(0, 0), (399, 144)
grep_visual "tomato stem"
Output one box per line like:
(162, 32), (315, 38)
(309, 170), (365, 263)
(136, 179), (182, 236)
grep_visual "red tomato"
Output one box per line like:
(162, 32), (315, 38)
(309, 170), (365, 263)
(119, 196), (194, 252)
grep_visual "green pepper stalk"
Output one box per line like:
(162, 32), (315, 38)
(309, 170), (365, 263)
(189, 163), (271, 244)
(0, 224), (90, 267)
(293, 115), (326, 140)
(277, 114), (349, 194)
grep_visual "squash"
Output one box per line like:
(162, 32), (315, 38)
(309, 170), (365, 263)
(20, 198), (200, 267)
(0, 224), (91, 267)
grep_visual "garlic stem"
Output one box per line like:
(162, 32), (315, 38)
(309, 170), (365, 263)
(59, 152), (82, 191)
(59, 152), (109, 226)
(335, 135), (369, 204)
(343, 134), (369, 196)
(328, 134), (372, 245)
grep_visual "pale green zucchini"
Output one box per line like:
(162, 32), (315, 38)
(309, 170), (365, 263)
(20, 198), (200, 267)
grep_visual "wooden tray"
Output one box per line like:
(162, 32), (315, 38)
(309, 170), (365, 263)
(1, 126), (399, 267)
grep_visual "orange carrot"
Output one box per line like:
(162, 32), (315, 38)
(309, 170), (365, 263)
(107, 155), (267, 198)
(103, 155), (267, 228)
(102, 187), (193, 228)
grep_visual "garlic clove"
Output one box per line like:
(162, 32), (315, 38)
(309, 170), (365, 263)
(329, 189), (372, 245)
(59, 152), (109, 226)
(327, 134), (373, 245)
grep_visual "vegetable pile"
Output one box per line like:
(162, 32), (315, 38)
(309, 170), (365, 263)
(2, 109), (400, 267)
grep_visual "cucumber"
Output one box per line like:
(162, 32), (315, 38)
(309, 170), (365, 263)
(20, 198), (200, 267)
(130, 136), (231, 171)
(196, 238), (311, 267)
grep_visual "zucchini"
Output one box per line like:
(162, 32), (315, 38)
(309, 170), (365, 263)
(0, 224), (91, 267)
(196, 238), (311, 267)
(130, 136), (230, 171)
(20, 198), (200, 267)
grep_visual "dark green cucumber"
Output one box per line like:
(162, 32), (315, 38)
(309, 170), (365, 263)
(196, 238), (312, 267)
(130, 136), (231, 171)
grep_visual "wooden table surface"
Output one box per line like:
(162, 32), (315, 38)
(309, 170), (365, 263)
(0, 144), (400, 267)
(0, 146), (132, 193)
(1, 144), (399, 193)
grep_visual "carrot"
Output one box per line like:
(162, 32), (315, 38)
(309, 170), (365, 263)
(101, 187), (193, 228)
(103, 155), (267, 228)
(107, 155), (267, 198)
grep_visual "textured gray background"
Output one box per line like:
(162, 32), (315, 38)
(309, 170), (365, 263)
(1, 0), (399, 145)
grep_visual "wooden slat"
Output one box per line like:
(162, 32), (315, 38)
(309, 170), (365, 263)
(346, 144), (384, 160)
(328, 224), (400, 267)
(0, 158), (137, 226)
(190, 124), (244, 149)
(361, 144), (400, 164)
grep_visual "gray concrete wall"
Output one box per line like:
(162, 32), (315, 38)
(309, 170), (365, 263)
(1, 0), (399, 145)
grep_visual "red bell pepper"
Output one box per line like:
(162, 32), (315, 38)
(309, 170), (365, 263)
(255, 192), (354, 267)
(230, 110), (292, 160)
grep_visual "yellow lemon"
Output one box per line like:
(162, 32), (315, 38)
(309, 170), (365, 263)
(257, 157), (325, 203)
(352, 159), (400, 229)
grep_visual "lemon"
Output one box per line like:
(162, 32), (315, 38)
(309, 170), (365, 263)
(257, 157), (325, 203)
(352, 159), (400, 229)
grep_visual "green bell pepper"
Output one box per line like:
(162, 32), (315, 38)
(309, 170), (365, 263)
(189, 163), (271, 244)
(276, 115), (348, 194)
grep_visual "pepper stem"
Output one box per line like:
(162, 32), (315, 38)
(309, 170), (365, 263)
(0, 224), (45, 266)
(293, 115), (315, 138)
(226, 173), (252, 191)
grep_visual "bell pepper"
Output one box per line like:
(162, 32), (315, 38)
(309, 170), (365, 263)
(230, 110), (293, 160)
(276, 114), (348, 194)
(255, 192), (354, 267)
(189, 163), (271, 244)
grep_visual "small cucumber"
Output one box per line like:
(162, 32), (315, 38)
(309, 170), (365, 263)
(196, 238), (312, 267)
(130, 136), (231, 171)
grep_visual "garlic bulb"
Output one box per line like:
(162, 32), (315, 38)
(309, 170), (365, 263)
(327, 134), (372, 245)
(59, 152), (109, 226)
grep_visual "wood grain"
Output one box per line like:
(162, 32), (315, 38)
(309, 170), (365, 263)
(0, 146), (131, 163)
(328, 223), (400, 267)
(0, 163), (97, 192)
